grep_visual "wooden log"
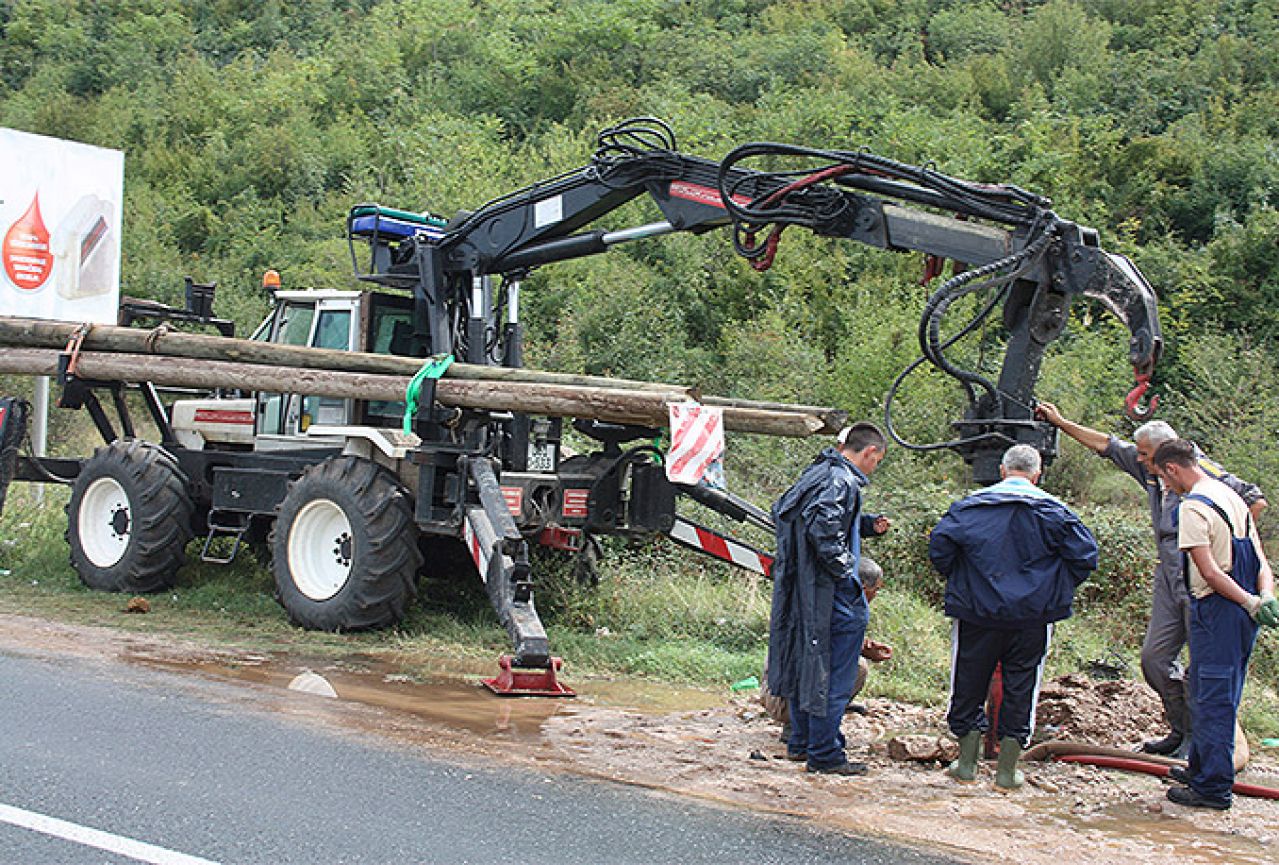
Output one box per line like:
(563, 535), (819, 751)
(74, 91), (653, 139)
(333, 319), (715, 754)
(701, 395), (846, 434)
(0, 316), (843, 430)
(720, 405), (824, 436)
(0, 348), (824, 437)
(0, 317), (692, 396)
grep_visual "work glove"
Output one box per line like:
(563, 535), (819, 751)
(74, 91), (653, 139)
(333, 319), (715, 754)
(1242, 593), (1263, 620)
(1257, 591), (1279, 628)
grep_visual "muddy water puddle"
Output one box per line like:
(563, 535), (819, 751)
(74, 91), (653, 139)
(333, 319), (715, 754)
(1027, 798), (1277, 865)
(123, 647), (725, 744)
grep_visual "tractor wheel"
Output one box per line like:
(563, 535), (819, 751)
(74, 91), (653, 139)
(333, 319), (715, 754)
(66, 439), (194, 593)
(271, 455), (422, 631)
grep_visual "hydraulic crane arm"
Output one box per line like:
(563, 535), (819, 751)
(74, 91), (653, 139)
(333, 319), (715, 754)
(353, 117), (1162, 482)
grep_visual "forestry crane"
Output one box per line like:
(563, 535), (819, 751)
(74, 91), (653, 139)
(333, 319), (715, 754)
(0, 118), (1161, 694)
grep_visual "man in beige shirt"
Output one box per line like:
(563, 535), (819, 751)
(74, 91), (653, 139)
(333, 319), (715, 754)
(1152, 438), (1278, 810)
(1035, 402), (1266, 757)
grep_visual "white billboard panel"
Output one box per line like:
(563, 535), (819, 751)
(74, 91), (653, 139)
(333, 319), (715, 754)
(0, 128), (124, 324)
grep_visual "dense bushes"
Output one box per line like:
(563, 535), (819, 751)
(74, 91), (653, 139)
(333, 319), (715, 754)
(4, 1), (1277, 369)
(4, 0), (1277, 522)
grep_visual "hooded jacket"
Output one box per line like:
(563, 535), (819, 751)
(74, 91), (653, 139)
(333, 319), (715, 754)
(929, 477), (1098, 629)
(767, 447), (880, 716)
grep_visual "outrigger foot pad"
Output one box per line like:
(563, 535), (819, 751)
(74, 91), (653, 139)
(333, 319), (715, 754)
(483, 654), (575, 697)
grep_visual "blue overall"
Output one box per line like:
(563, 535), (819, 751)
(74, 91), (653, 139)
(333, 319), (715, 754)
(1180, 494), (1261, 804)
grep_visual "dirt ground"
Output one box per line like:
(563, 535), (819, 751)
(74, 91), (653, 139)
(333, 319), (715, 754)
(545, 684), (1278, 865)
(1, 613), (1276, 865)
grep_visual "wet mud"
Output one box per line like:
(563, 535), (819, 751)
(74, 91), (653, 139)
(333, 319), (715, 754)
(1, 613), (1275, 865)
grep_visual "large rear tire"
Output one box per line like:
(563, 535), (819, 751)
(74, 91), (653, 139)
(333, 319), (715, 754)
(271, 455), (422, 631)
(66, 439), (194, 593)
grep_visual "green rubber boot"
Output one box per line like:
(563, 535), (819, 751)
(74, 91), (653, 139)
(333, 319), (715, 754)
(947, 730), (982, 782)
(995, 737), (1025, 790)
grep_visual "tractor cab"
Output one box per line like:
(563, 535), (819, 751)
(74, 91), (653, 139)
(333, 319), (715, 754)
(171, 287), (421, 453)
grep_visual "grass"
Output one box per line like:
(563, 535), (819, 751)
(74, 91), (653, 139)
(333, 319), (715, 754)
(3, 483), (1279, 739)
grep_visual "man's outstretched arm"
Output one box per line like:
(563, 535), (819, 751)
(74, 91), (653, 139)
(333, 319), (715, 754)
(1035, 401), (1110, 454)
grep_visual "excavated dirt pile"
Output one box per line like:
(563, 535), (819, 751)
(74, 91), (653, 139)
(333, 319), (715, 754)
(1034, 672), (1166, 745)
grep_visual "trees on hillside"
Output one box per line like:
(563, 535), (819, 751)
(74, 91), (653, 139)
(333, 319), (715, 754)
(2, 0), (1276, 486)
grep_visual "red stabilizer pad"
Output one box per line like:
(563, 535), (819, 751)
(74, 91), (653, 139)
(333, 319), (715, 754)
(483, 655), (576, 697)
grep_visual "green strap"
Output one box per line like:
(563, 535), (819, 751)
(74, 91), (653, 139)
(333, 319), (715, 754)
(403, 354), (454, 434)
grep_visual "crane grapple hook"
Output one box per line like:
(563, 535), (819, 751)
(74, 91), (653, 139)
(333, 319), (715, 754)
(1124, 370), (1157, 421)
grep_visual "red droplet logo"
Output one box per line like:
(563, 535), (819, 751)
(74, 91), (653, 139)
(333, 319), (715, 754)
(3, 194), (54, 290)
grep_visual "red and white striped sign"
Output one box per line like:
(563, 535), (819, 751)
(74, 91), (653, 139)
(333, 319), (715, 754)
(666, 402), (724, 485)
(500, 486), (523, 518)
(463, 513), (490, 581)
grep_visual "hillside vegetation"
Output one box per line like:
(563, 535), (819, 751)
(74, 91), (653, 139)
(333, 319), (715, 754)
(2, 1), (1278, 729)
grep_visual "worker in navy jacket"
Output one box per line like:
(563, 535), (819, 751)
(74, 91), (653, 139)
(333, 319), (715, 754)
(767, 422), (890, 776)
(929, 444), (1098, 788)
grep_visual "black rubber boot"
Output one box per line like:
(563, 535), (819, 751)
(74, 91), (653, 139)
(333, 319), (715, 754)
(1140, 730), (1184, 755)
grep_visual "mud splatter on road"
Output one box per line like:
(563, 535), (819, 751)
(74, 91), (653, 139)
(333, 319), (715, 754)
(0, 613), (1274, 865)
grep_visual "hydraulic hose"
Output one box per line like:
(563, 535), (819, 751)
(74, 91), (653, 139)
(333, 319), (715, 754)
(1023, 739), (1181, 765)
(919, 229), (1055, 409)
(1023, 740), (1279, 800)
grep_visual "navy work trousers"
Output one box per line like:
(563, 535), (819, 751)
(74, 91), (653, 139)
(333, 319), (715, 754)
(1186, 593), (1258, 804)
(788, 585), (868, 769)
(946, 619), (1051, 748)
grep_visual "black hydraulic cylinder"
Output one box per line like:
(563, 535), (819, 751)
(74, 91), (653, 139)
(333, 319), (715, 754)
(491, 231), (609, 272)
(677, 481), (775, 533)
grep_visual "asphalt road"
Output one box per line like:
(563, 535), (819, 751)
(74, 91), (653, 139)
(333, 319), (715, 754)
(0, 649), (964, 865)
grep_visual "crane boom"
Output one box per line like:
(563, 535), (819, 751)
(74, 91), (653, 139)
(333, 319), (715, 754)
(349, 117), (1161, 483)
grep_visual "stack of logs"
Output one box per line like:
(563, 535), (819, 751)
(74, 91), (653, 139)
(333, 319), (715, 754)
(0, 317), (845, 438)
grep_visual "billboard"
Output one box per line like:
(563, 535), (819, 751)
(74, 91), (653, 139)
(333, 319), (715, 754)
(0, 128), (124, 324)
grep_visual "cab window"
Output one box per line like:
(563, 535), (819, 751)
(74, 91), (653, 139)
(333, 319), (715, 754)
(313, 309), (352, 351)
(276, 303), (315, 346)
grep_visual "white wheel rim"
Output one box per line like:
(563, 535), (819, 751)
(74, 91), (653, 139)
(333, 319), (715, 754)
(79, 476), (131, 568)
(288, 499), (354, 601)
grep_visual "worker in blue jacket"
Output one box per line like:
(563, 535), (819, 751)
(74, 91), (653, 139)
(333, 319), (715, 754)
(767, 422), (890, 776)
(929, 444), (1098, 789)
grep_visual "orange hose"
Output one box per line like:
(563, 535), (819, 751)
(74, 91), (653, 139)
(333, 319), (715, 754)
(1022, 739), (1181, 766)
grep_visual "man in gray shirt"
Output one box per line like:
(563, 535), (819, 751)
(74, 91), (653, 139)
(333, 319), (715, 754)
(1035, 403), (1266, 756)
